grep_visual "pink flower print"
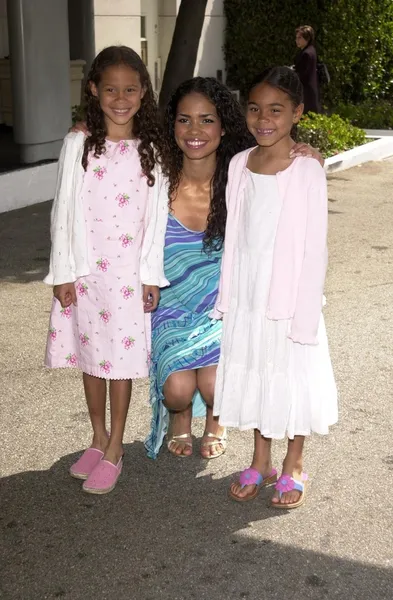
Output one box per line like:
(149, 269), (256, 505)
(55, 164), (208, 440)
(60, 306), (72, 319)
(119, 233), (134, 248)
(121, 285), (135, 300)
(96, 258), (110, 272)
(76, 282), (88, 297)
(66, 353), (78, 367)
(99, 360), (112, 375)
(275, 474), (295, 494)
(119, 140), (130, 155)
(93, 165), (107, 180)
(99, 309), (112, 324)
(116, 193), (130, 208)
(122, 336), (135, 350)
(79, 333), (90, 347)
(49, 327), (57, 341)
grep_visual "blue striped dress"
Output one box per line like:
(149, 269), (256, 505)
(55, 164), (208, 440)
(144, 214), (223, 459)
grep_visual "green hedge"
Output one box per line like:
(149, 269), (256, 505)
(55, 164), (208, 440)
(224, 0), (393, 107)
(297, 113), (367, 158)
(335, 100), (393, 130)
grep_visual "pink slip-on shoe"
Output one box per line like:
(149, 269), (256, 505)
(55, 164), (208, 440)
(69, 448), (104, 480)
(82, 456), (123, 495)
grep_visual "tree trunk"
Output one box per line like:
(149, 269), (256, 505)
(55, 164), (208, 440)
(159, 0), (208, 112)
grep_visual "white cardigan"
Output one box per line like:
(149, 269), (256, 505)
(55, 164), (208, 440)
(44, 132), (169, 288)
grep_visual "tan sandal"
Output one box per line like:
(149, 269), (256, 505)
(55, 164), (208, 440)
(200, 429), (227, 459)
(229, 467), (278, 502)
(270, 473), (308, 509)
(167, 433), (193, 457)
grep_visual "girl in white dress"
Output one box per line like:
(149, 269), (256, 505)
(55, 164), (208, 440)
(213, 66), (338, 508)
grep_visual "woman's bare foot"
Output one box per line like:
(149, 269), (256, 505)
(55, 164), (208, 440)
(167, 406), (193, 457)
(200, 410), (226, 458)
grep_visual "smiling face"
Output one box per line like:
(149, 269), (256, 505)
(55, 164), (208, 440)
(90, 64), (145, 133)
(246, 82), (303, 148)
(174, 92), (224, 161)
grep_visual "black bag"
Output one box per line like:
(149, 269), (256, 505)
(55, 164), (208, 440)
(317, 62), (330, 85)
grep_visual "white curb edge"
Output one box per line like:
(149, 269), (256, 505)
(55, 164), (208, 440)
(325, 136), (393, 174)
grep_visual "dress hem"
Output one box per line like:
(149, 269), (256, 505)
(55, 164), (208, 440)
(213, 414), (338, 438)
(44, 363), (149, 381)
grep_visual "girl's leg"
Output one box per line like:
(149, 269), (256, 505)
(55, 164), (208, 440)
(230, 431), (273, 499)
(197, 366), (226, 458)
(271, 435), (305, 505)
(83, 373), (109, 451)
(163, 370), (197, 456)
(103, 379), (132, 465)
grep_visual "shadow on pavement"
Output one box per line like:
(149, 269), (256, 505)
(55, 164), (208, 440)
(0, 201), (51, 283)
(2, 441), (392, 600)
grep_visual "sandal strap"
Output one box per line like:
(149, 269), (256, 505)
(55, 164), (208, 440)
(167, 433), (192, 447)
(201, 429), (227, 445)
(275, 472), (308, 498)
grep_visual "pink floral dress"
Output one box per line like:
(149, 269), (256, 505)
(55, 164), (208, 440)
(45, 139), (150, 380)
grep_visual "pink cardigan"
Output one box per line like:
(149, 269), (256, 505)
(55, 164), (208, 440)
(212, 148), (328, 345)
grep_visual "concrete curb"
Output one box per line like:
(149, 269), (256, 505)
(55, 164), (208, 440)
(325, 136), (393, 174)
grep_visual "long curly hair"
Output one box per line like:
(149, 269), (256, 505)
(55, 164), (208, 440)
(82, 46), (162, 186)
(162, 77), (254, 252)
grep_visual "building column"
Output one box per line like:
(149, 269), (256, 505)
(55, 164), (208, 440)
(7, 0), (71, 163)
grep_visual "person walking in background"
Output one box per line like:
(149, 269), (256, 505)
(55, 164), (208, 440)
(294, 25), (321, 114)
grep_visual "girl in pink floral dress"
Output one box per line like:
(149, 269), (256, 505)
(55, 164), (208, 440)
(44, 46), (164, 494)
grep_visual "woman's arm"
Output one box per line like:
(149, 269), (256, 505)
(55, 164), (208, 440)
(290, 143), (324, 167)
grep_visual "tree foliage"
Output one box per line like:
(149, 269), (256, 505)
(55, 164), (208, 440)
(224, 0), (393, 106)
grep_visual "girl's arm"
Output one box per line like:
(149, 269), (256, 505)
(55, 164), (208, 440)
(289, 162), (328, 345)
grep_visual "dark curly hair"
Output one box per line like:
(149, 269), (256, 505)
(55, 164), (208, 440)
(162, 77), (254, 252)
(82, 45), (162, 186)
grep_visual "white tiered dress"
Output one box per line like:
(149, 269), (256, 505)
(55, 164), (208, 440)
(213, 171), (338, 438)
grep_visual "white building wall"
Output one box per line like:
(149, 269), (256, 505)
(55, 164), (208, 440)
(194, 0), (225, 80)
(93, 0), (142, 55)
(158, 0), (176, 84)
(141, 0), (160, 91)
(157, 0), (225, 83)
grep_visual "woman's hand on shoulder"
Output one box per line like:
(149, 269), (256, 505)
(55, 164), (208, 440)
(290, 143), (324, 167)
(143, 285), (160, 312)
(53, 283), (77, 308)
(69, 121), (89, 136)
